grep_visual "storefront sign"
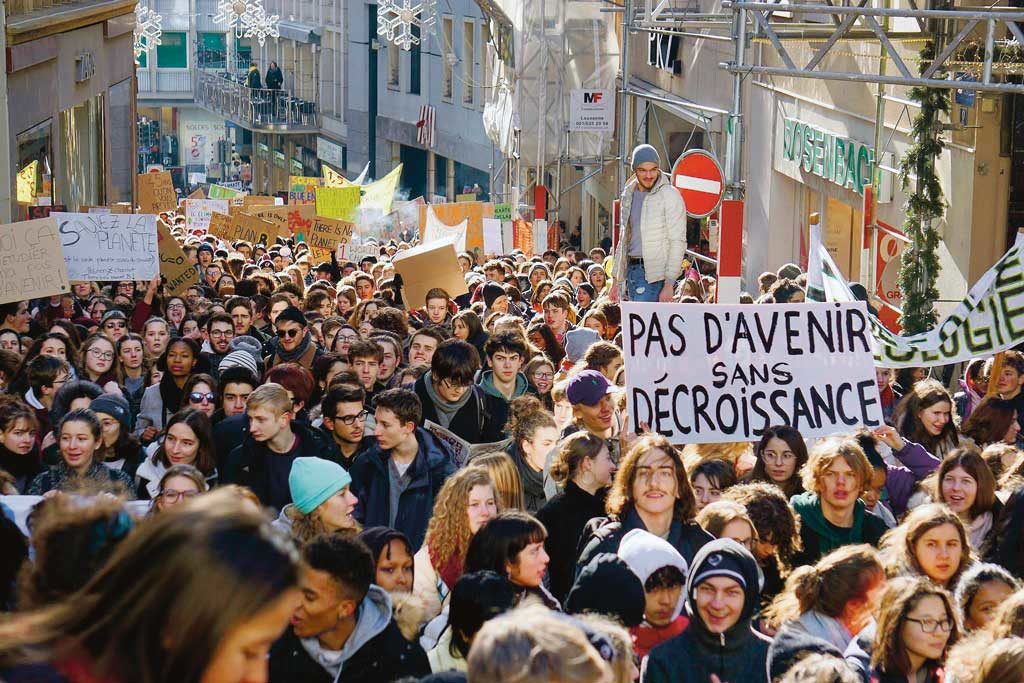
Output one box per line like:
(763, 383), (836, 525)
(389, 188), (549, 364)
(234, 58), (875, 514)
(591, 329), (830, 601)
(569, 89), (614, 132)
(317, 137), (345, 168)
(780, 118), (875, 196)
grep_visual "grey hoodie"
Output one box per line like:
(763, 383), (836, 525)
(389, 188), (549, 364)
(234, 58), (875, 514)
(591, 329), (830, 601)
(300, 584), (393, 682)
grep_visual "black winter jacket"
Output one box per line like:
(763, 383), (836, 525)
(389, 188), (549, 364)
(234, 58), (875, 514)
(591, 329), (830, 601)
(349, 427), (456, 551)
(535, 481), (608, 602)
(642, 539), (771, 683)
(412, 375), (507, 446)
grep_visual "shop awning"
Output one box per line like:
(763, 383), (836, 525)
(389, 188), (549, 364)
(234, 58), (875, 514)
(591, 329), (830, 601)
(277, 20), (321, 45)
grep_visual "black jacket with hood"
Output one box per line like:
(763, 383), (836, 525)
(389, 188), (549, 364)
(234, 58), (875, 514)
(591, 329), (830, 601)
(641, 538), (771, 683)
(411, 374), (507, 446)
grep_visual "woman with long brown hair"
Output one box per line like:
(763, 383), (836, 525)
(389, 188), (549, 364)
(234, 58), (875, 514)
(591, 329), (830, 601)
(934, 448), (1000, 552)
(892, 379), (965, 458)
(414, 467), (499, 622)
(961, 396), (1021, 447)
(879, 503), (973, 589)
(0, 491), (300, 683)
(745, 425), (808, 499)
(870, 577), (959, 683)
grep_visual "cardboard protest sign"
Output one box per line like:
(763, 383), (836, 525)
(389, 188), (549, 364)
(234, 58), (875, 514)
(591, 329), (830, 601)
(217, 212), (279, 246)
(207, 212), (233, 241)
(187, 187), (206, 200)
(244, 204), (315, 239)
(0, 218), (69, 304)
(494, 203), (512, 221)
(289, 176), (320, 205)
(156, 219), (199, 296)
(308, 216), (355, 264)
(185, 199), (230, 232)
(316, 186), (361, 221)
(54, 213), (159, 281)
(392, 239), (468, 310)
(137, 172), (177, 214)
(337, 242), (379, 263)
(513, 219), (534, 256)
(622, 302), (883, 444)
(208, 184), (244, 200)
(418, 202), (493, 256)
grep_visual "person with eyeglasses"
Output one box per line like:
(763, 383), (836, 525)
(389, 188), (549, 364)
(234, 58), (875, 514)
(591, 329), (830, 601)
(321, 385), (375, 469)
(78, 333), (120, 393)
(152, 463), (208, 513)
(867, 577), (958, 683)
(182, 373), (218, 419)
(99, 310), (129, 343)
(201, 313), (236, 378)
(411, 339), (509, 447)
(266, 306), (321, 373)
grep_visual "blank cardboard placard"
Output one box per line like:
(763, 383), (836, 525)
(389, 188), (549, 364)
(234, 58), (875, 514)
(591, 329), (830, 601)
(0, 217), (69, 304)
(392, 239), (468, 309)
(418, 201), (494, 257)
(137, 172), (177, 214)
(482, 218), (502, 255)
(157, 219), (200, 296)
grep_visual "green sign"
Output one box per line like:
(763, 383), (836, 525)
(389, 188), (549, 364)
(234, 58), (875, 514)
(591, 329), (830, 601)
(782, 118), (875, 196)
(494, 203), (512, 221)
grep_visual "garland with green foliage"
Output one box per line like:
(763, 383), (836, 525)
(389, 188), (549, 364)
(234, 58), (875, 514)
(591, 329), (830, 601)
(897, 40), (949, 334)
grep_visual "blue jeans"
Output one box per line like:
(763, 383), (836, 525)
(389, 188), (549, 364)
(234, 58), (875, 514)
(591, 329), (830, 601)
(627, 262), (663, 302)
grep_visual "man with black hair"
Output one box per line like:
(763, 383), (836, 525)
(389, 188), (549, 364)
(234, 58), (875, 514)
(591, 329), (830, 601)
(268, 535), (429, 682)
(0, 301), (30, 335)
(225, 295), (267, 343)
(349, 388), (456, 550)
(478, 332), (530, 404)
(23, 356), (70, 450)
(202, 312), (235, 376)
(617, 529), (690, 658)
(411, 339), (508, 445)
(321, 385), (375, 469)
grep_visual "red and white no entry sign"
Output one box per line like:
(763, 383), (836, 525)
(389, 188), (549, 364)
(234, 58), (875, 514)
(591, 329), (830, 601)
(672, 150), (725, 218)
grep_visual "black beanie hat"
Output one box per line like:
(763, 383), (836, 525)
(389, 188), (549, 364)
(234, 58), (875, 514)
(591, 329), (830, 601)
(274, 306), (307, 328)
(482, 281), (505, 309)
(565, 553), (646, 627)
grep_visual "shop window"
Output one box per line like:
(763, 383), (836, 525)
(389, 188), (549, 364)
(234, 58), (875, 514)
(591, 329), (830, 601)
(388, 42), (400, 89)
(462, 19), (475, 106)
(57, 94), (105, 210)
(236, 38), (252, 72)
(199, 32), (227, 69)
(824, 196), (863, 281)
(14, 119), (53, 217)
(157, 32), (188, 68)
(136, 37), (148, 68)
(408, 25), (421, 94)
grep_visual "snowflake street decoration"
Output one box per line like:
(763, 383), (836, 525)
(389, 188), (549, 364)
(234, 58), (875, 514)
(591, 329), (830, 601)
(133, 2), (162, 60)
(242, 2), (280, 47)
(377, 0), (436, 51)
(214, 0), (278, 44)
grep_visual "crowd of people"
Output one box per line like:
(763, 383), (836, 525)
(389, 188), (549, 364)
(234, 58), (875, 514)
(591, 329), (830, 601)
(2, 146), (1024, 682)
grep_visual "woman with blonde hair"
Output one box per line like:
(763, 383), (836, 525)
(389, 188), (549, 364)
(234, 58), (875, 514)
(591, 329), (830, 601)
(413, 466), (499, 622)
(272, 456), (360, 544)
(470, 451), (525, 510)
(879, 503), (973, 589)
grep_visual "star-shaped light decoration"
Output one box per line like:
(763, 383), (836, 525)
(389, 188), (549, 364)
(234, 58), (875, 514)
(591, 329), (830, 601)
(377, 0), (436, 51)
(133, 1), (163, 61)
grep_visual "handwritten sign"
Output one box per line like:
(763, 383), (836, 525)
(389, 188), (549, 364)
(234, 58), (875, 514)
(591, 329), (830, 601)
(316, 186), (361, 221)
(244, 204), (315, 239)
(137, 172), (177, 214)
(210, 211), (279, 246)
(622, 302), (883, 443)
(54, 213), (158, 281)
(494, 204), (512, 221)
(308, 216), (354, 264)
(185, 199), (230, 232)
(207, 212), (233, 241)
(208, 184), (244, 200)
(337, 242), (380, 264)
(156, 219), (199, 296)
(289, 176), (320, 205)
(0, 218), (69, 304)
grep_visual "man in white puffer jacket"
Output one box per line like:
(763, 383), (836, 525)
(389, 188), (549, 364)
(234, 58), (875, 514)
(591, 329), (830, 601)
(612, 144), (688, 302)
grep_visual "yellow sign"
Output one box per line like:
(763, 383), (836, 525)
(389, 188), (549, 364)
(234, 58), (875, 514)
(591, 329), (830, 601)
(360, 164), (403, 213)
(316, 186), (361, 222)
(322, 165), (349, 188)
(16, 161), (37, 204)
(289, 176), (320, 205)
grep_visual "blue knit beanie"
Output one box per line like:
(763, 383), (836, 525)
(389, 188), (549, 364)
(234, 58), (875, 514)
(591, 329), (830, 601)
(289, 457), (352, 514)
(631, 144), (660, 169)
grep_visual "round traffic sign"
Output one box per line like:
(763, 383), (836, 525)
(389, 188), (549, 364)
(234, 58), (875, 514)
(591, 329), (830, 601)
(671, 150), (725, 218)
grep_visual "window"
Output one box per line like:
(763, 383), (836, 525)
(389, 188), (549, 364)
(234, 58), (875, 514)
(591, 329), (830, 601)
(236, 37), (252, 72)
(14, 119), (52, 217)
(408, 25), (421, 94)
(136, 37), (148, 68)
(480, 21), (490, 109)
(388, 41), (400, 89)
(198, 32), (226, 69)
(442, 16), (454, 101)
(462, 20), (475, 106)
(156, 32), (188, 68)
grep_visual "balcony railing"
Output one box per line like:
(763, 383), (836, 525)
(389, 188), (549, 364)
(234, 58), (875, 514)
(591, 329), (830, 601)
(193, 69), (320, 133)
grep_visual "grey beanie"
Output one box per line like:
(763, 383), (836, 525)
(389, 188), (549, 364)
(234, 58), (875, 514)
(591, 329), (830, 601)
(228, 335), (263, 371)
(631, 144), (660, 169)
(219, 349), (260, 378)
(563, 327), (601, 363)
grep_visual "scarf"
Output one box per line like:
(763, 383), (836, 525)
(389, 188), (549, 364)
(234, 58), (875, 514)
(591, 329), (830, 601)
(275, 331), (315, 364)
(429, 539), (464, 591)
(968, 511), (993, 551)
(790, 491), (867, 557)
(423, 373), (474, 428)
(630, 616), (688, 659)
(158, 373), (185, 421)
(795, 611), (852, 652)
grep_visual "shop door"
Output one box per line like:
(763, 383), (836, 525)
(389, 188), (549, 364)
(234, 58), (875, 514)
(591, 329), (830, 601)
(825, 196), (863, 282)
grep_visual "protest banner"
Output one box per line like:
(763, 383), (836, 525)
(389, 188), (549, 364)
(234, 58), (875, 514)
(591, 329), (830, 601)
(213, 212), (279, 246)
(0, 217), (69, 304)
(308, 216), (355, 264)
(493, 203), (512, 221)
(392, 238), (468, 309)
(337, 242), (380, 263)
(360, 165), (402, 213)
(54, 213), (158, 281)
(243, 204), (315, 239)
(137, 172), (177, 214)
(622, 301), (883, 443)
(418, 201), (493, 256)
(423, 206), (467, 253)
(289, 176), (320, 205)
(156, 219), (199, 296)
(316, 186), (361, 221)
(322, 165), (347, 188)
(207, 212), (233, 241)
(208, 184), (244, 200)
(184, 199), (229, 232)
(808, 224), (1024, 368)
